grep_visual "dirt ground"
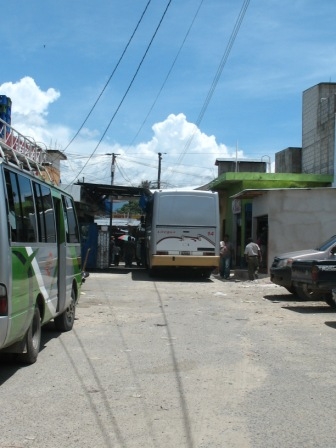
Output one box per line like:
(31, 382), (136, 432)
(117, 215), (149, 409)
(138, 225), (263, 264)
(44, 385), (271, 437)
(1, 267), (336, 447)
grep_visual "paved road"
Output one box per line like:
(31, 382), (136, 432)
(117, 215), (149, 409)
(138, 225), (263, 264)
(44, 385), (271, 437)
(1, 267), (336, 447)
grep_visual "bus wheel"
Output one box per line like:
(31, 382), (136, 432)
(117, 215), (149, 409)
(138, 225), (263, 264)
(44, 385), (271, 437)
(201, 269), (212, 279)
(20, 306), (41, 364)
(54, 289), (76, 332)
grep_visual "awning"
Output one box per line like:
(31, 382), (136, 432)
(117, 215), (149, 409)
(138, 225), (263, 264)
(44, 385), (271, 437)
(74, 182), (152, 217)
(76, 182), (151, 201)
(230, 189), (268, 200)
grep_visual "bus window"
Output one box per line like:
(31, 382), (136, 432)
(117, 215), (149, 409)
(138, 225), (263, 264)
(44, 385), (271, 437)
(62, 195), (79, 244)
(5, 169), (37, 243)
(5, 170), (17, 241)
(33, 182), (56, 243)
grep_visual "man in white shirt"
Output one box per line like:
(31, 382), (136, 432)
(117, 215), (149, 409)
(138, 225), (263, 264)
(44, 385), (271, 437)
(244, 237), (262, 280)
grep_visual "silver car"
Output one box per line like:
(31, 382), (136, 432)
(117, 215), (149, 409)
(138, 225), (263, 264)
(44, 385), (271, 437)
(270, 235), (336, 294)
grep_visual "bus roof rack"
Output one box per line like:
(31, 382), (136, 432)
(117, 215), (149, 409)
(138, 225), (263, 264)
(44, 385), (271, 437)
(0, 118), (52, 182)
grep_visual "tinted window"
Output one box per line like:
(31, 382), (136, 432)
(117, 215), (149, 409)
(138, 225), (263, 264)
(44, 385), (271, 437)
(317, 235), (336, 251)
(62, 195), (79, 243)
(5, 169), (37, 243)
(33, 182), (56, 243)
(157, 194), (217, 226)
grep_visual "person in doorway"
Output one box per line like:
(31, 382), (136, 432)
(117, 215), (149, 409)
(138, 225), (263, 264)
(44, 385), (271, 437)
(258, 227), (268, 269)
(113, 244), (121, 266)
(109, 236), (115, 265)
(244, 237), (262, 280)
(123, 236), (135, 267)
(219, 234), (234, 279)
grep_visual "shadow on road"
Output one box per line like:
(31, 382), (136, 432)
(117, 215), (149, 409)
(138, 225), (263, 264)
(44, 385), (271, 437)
(263, 293), (299, 303)
(264, 293), (335, 314)
(86, 266), (216, 283)
(132, 269), (214, 283)
(281, 305), (334, 314)
(0, 322), (62, 383)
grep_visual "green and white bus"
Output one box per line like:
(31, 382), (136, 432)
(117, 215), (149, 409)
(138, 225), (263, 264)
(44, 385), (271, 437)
(0, 156), (82, 364)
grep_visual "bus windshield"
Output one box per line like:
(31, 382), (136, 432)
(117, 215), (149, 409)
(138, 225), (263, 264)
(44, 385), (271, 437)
(157, 194), (217, 226)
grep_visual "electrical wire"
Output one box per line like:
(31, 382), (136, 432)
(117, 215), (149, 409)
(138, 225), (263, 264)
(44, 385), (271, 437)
(115, 161), (136, 186)
(62, 0), (152, 153)
(176, 0), (251, 166)
(129, 0), (205, 146)
(65, 0), (173, 187)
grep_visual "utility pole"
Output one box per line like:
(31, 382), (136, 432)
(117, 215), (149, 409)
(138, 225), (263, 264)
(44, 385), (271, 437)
(111, 152), (118, 185)
(106, 153), (119, 237)
(157, 152), (166, 189)
(157, 153), (162, 189)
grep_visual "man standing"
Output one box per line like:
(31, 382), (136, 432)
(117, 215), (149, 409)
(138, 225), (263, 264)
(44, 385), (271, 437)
(220, 234), (234, 279)
(244, 237), (262, 280)
(109, 236), (115, 265)
(124, 236), (135, 267)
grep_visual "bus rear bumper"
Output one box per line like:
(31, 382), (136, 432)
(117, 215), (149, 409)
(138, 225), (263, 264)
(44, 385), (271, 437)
(151, 255), (220, 268)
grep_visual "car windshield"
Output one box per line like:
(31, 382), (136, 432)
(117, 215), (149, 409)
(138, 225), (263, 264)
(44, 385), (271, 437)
(316, 235), (336, 251)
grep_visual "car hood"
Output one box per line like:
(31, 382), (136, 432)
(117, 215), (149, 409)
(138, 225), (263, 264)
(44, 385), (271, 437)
(275, 249), (323, 260)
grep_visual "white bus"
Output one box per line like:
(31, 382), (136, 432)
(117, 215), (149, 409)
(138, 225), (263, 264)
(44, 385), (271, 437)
(0, 156), (82, 364)
(145, 190), (220, 277)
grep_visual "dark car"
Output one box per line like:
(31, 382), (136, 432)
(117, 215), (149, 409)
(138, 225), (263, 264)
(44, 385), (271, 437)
(270, 235), (336, 293)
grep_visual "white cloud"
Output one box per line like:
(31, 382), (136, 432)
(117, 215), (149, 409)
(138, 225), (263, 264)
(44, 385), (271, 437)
(1, 76), (60, 117)
(0, 77), (245, 188)
(0, 77), (60, 144)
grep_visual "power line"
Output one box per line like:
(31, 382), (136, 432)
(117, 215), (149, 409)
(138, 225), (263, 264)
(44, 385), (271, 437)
(129, 0), (205, 146)
(115, 161), (136, 186)
(66, 0), (173, 187)
(62, 0), (152, 153)
(176, 0), (251, 166)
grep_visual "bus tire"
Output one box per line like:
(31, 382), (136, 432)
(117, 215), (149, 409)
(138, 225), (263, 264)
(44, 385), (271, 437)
(201, 269), (212, 279)
(148, 267), (155, 277)
(54, 289), (76, 332)
(20, 306), (41, 364)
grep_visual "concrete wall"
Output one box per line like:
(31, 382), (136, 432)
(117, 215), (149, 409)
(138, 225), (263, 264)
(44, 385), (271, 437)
(216, 160), (267, 177)
(302, 83), (336, 175)
(252, 188), (336, 271)
(275, 147), (302, 173)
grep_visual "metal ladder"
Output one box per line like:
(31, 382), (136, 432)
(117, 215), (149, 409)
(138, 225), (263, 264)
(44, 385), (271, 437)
(0, 118), (52, 182)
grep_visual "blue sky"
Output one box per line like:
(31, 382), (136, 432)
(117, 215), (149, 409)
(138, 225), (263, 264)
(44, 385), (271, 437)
(1, 0), (336, 188)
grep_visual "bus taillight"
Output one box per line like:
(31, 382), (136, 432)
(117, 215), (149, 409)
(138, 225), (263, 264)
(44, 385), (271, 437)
(0, 284), (8, 315)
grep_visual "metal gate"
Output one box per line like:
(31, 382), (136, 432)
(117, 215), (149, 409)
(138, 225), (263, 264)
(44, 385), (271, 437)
(97, 230), (110, 269)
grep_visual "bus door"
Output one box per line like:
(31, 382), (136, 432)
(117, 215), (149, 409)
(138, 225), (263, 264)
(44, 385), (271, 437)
(54, 196), (66, 312)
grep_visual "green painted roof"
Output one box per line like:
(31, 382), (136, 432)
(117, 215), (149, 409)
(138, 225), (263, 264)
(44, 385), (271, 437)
(209, 172), (333, 191)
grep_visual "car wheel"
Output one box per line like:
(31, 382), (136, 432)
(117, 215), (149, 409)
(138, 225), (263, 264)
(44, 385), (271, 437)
(325, 290), (336, 308)
(295, 286), (323, 301)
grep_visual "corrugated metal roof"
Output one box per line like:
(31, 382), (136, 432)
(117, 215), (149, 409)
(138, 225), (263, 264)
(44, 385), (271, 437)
(77, 182), (151, 199)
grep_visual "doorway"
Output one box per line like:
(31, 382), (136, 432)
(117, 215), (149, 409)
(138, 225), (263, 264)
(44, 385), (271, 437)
(256, 216), (268, 272)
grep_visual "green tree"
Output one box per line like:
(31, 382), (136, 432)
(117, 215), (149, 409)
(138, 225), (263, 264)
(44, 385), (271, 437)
(139, 180), (153, 189)
(118, 201), (141, 216)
